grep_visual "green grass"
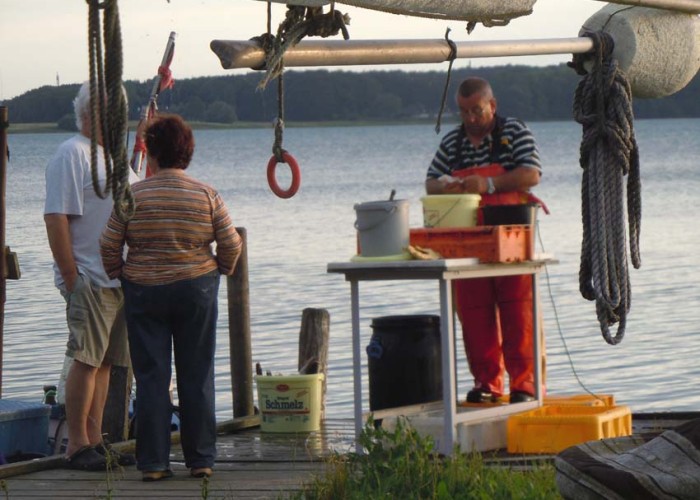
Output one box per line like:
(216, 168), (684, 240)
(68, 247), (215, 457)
(289, 418), (561, 500)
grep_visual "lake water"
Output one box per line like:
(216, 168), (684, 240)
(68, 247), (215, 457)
(4, 118), (700, 420)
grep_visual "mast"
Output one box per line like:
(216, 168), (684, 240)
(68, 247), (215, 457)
(211, 37), (595, 69)
(213, 1), (700, 98)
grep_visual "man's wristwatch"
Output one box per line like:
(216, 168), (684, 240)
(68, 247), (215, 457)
(486, 177), (496, 194)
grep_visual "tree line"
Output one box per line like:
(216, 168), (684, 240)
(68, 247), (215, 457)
(4, 64), (700, 129)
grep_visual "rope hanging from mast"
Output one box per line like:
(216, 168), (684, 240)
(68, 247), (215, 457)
(87, 0), (134, 221)
(251, 1), (351, 198)
(257, 2), (350, 90)
(254, 1), (351, 198)
(571, 30), (642, 346)
(434, 27), (458, 135)
(265, 63), (301, 199)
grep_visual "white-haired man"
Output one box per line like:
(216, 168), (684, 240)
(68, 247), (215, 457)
(44, 81), (137, 470)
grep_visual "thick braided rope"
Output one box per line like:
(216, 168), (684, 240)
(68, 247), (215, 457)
(258, 6), (350, 90)
(258, 7), (312, 90)
(87, 0), (111, 200)
(573, 31), (641, 345)
(86, 0), (134, 220)
(102, 0), (134, 221)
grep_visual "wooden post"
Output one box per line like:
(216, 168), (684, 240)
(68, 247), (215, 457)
(298, 308), (329, 418)
(0, 106), (8, 397)
(102, 366), (132, 442)
(227, 227), (254, 418)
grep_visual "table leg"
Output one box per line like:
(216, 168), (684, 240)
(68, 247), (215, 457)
(439, 277), (457, 455)
(532, 272), (542, 403)
(350, 279), (364, 453)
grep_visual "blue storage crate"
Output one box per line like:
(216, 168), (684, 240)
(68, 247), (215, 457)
(0, 399), (50, 460)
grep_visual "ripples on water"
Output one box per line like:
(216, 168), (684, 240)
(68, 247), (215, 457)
(4, 119), (700, 419)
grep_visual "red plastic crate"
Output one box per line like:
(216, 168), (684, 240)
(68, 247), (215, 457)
(409, 225), (533, 263)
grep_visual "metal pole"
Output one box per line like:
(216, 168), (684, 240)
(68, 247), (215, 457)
(599, 0), (700, 13)
(211, 37), (595, 70)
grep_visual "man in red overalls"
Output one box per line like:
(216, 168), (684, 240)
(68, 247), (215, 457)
(426, 77), (543, 404)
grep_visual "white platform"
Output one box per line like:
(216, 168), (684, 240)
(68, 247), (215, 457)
(328, 257), (557, 455)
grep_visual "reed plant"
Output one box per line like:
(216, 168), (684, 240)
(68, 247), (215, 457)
(290, 417), (561, 500)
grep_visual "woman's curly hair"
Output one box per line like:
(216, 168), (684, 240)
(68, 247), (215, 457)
(145, 113), (194, 170)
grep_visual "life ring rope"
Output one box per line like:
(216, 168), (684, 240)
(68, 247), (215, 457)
(267, 150), (301, 199)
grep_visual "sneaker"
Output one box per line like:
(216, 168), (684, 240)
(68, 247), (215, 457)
(142, 469), (174, 482)
(510, 391), (536, 403)
(97, 443), (136, 466)
(466, 388), (497, 403)
(65, 446), (108, 471)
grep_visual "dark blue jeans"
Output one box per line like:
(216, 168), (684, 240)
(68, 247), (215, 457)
(122, 272), (220, 472)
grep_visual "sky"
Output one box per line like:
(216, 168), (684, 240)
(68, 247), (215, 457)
(0, 0), (605, 100)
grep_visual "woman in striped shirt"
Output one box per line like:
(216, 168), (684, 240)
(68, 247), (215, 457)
(100, 114), (242, 482)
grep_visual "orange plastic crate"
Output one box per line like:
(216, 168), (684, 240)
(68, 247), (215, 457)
(458, 393), (615, 408)
(409, 225), (533, 263)
(544, 393), (615, 407)
(507, 405), (632, 454)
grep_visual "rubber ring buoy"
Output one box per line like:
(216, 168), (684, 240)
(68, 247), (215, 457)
(267, 151), (301, 199)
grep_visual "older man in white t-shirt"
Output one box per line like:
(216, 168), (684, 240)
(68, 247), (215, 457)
(44, 81), (138, 471)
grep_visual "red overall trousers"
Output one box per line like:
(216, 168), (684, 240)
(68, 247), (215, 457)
(452, 165), (536, 397)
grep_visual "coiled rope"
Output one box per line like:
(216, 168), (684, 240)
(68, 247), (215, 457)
(571, 31), (641, 345)
(87, 0), (134, 222)
(257, 3), (350, 90)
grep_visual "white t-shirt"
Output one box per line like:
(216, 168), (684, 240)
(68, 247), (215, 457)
(44, 134), (138, 289)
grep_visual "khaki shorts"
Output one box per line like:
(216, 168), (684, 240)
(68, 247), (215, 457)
(61, 274), (130, 368)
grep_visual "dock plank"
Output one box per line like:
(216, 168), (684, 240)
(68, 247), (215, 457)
(0, 413), (693, 499)
(2, 464), (329, 499)
(0, 419), (354, 499)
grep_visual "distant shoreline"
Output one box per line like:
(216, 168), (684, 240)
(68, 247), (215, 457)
(7, 118), (443, 135)
(9, 115), (694, 135)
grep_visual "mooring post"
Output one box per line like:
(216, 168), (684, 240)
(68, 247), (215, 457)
(0, 106), (8, 398)
(298, 308), (330, 418)
(228, 227), (254, 418)
(102, 366), (132, 442)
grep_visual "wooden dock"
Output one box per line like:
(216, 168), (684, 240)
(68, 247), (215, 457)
(0, 411), (694, 499)
(0, 418), (356, 499)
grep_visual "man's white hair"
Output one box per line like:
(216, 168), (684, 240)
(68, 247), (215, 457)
(73, 81), (128, 131)
(73, 82), (91, 131)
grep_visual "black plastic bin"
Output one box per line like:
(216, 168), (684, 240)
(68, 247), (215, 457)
(366, 315), (443, 411)
(481, 203), (538, 226)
